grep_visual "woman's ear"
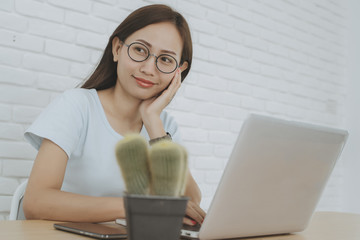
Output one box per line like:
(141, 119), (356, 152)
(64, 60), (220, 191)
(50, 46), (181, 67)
(112, 37), (122, 62)
(179, 61), (188, 72)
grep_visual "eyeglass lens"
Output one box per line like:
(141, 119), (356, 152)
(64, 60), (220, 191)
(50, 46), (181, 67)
(127, 42), (178, 74)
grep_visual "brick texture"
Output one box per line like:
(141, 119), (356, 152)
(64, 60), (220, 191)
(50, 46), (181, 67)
(0, 0), (351, 219)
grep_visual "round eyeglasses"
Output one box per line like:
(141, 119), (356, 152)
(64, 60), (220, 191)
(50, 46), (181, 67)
(123, 42), (179, 74)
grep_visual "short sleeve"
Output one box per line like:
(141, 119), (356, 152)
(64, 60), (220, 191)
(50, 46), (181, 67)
(24, 89), (87, 158)
(160, 111), (183, 144)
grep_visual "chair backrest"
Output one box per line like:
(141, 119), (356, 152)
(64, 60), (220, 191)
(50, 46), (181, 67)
(9, 180), (28, 220)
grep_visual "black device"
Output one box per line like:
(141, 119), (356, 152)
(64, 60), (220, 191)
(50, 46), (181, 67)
(54, 222), (127, 239)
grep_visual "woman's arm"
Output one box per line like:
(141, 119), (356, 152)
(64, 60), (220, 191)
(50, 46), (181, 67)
(138, 69), (205, 224)
(184, 173), (201, 205)
(183, 172), (206, 225)
(23, 138), (125, 222)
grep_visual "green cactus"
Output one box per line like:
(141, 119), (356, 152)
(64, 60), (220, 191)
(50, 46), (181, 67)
(148, 140), (188, 197)
(115, 134), (150, 195)
(115, 134), (188, 197)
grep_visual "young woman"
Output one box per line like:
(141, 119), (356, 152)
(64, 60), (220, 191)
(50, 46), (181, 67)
(23, 4), (205, 225)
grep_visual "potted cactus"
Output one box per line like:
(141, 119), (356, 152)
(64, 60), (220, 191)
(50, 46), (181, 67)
(115, 134), (189, 240)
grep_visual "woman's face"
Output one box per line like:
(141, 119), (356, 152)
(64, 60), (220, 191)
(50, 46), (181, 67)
(112, 22), (186, 100)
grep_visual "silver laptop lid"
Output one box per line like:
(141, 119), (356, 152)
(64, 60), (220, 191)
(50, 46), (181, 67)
(198, 114), (348, 239)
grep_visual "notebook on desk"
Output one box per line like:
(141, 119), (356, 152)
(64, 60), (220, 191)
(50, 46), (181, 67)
(117, 114), (348, 240)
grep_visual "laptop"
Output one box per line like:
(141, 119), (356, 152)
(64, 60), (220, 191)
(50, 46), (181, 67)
(118, 114), (348, 239)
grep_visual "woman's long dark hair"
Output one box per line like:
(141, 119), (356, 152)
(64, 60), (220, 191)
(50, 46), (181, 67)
(81, 4), (192, 90)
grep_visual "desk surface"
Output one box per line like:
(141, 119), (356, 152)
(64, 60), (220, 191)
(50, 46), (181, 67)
(0, 212), (360, 240)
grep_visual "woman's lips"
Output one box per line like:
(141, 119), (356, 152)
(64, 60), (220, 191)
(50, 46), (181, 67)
(134, 77), (155, 88)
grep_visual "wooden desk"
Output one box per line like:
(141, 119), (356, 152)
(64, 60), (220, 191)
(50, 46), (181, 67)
(0, 212), (359, 240)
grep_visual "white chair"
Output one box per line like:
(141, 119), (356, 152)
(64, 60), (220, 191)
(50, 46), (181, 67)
(9, 180), (27, 220)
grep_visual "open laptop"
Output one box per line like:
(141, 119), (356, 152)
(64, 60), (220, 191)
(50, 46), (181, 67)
(117, 114), (348, 239)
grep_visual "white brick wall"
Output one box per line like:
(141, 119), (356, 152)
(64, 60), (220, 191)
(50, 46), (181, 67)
(0, 0), (351, 219)
(342, 0), (360, 214)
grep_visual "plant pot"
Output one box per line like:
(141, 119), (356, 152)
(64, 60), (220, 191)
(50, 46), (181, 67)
(124, 194), (189, 240)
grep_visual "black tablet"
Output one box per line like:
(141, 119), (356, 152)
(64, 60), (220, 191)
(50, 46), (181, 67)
(54, 222), (127, 239)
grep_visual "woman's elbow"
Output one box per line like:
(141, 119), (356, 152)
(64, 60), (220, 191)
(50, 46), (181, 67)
(23, 194), (41, 220)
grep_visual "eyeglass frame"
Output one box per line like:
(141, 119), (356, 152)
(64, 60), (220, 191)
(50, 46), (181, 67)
(122, 41), (179, 74)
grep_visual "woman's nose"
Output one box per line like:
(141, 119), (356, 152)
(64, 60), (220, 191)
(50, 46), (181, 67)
(139, 55), (157, 75)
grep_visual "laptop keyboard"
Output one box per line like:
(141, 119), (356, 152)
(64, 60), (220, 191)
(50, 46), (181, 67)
(182, 223), (201, 231)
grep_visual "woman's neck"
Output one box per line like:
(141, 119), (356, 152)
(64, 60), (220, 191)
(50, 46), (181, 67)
(98, 85), (143, 134)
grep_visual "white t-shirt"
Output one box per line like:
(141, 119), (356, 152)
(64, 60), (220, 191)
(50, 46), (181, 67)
(24, 88), (181, 197)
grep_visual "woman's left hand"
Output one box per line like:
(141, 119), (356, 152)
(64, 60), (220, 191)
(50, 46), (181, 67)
(139, 68), (182, 121)
(183, 200), (206, 226)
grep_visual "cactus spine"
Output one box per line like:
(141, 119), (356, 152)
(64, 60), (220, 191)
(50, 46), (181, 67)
(115, 134), (150, 195)
(178, 145), (189, 196)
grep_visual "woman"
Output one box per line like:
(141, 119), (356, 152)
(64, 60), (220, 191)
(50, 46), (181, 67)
(23, 4), (205, 225)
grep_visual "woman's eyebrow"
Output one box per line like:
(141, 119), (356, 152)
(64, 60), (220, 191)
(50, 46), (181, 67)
(136, 39), (177, 56)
